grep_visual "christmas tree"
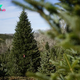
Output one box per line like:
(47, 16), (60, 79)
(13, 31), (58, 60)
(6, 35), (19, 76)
(10, 9), (40, 76)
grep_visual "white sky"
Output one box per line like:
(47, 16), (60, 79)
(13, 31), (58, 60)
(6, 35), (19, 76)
(0, 0), (59, 34)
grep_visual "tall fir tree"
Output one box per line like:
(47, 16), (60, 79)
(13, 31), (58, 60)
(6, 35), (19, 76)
(10, 9), (40, 76)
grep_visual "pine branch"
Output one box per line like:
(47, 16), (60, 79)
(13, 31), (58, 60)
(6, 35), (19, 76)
(63, 53), (73, 73)
(26, 72), (50, 80)
(24, 0), (44, 7)
(12, 1), (37, 11)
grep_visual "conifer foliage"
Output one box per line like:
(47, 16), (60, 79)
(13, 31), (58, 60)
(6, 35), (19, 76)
(11, 10), (40, 76)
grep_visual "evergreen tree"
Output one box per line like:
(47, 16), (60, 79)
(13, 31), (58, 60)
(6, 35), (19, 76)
(45, 42), (49, 50)
(10, 9), (40, 76)
(38, 51), (55, 76)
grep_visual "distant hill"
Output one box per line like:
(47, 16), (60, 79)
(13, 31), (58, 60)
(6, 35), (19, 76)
(0, 34), (13, 43)
(0, 32), (56, 53)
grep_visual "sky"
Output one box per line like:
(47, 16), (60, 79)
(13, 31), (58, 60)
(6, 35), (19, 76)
(0, 0), (59, 34)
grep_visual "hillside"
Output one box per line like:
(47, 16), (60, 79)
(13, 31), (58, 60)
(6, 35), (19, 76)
(0, 34), (13, 43)
(0, 34), (13, 54)
(0, 32), (55, 54)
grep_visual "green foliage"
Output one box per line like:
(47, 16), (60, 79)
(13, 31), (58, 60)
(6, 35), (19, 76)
(45, 42), (49, 50)
(38, 51), (55, 76)
(49, 49), (80, 80)
(0, 50), (21, 76)
(38, 46), (65, 76)
(27, 49), (80, 80)
(6, 51), (21, 76)
(49, 46), (64, 61)
(0, 50), (10, 77)
(7, 10), (40, 76)
(0, 54), (6, 77)
(11, 0), (80, 79)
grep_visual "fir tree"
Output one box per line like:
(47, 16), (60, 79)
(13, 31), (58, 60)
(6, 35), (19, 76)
(10, 9), (40, 76)
(38, 51), (55, 76)
(45, 42), (49, 50)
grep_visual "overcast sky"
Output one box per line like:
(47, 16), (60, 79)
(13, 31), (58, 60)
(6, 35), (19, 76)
(0, 0), (59, 34)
